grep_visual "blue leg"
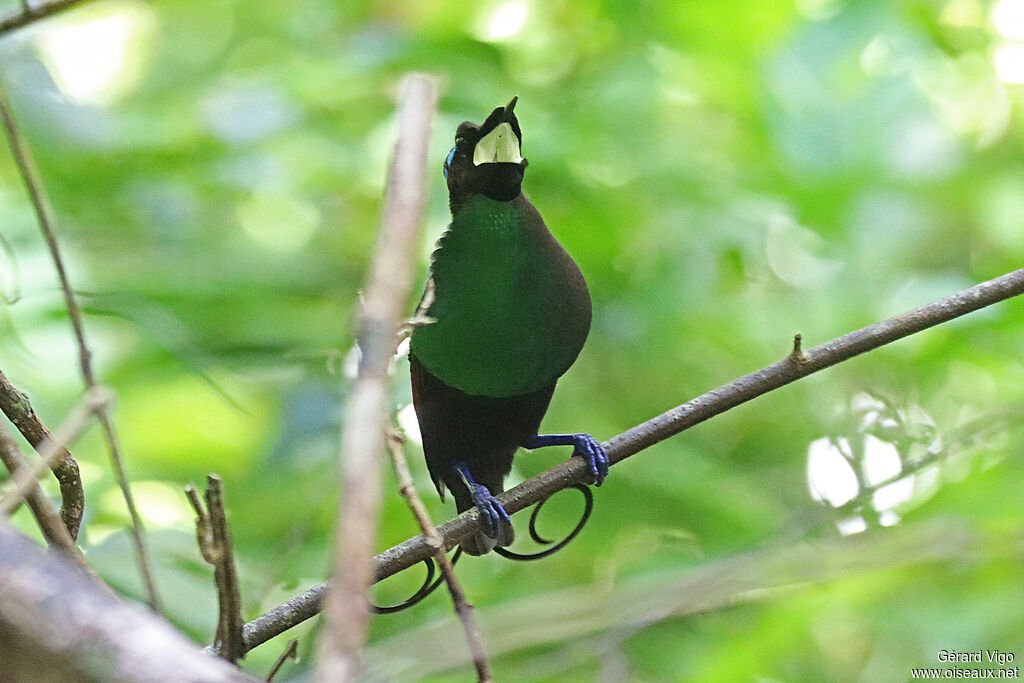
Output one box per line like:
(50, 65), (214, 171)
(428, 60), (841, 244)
(521, 434), (609, 486)
(455, 462), (511, 539)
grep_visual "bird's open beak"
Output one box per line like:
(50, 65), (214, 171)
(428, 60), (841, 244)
(473, 97), (523, 166)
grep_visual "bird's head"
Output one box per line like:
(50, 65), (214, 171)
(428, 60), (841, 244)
(444, 97), (529, 208)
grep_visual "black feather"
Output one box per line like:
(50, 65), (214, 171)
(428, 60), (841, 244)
(410, 353), (554, 554)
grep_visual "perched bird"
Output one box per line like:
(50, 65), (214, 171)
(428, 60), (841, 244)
(409, 97), (608, 555)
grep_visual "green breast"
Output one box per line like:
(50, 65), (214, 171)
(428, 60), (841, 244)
(410, 194), (591, 398)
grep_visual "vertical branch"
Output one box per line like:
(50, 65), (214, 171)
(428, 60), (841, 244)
(186, 475), (245, 663)
(0, 80), (161, 611)
(385, 429), (493, 682)
(317, 73), (439, 682)
(207, 477), (244, 661)
(0, 368), (84, 538)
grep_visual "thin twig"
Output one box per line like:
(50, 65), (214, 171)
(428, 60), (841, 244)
(0, 368), (84, 538)
(829, 408), (1024, 519)
(0, 78), (161, 611)
(187, 475), (245, 663)
(0, 421), (113, 586)
(0, 387), (104, 516)
(385, 429), (493, 682)
(0, 421), (79, 555)
(0, 0), (93, 36)
(317, 73), (438, 682)
(266, 639), (299, 682)
(185, 485), (213, 559)
(235, 266), (1024, 652)
(207, 476), (244, 662)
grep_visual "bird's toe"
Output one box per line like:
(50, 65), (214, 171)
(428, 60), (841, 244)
(573, 434), (609, 486)
(472, 485), (510, 539)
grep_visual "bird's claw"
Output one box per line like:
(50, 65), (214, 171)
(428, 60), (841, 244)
(470, 484), (511, 539)
(572, 434), (609, 486)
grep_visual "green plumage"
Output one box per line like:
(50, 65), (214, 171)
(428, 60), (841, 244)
(409, 98), (607, 556)
(410, 193), (591, 397)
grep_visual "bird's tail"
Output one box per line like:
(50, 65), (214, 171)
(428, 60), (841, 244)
(452, 481), (514, 556)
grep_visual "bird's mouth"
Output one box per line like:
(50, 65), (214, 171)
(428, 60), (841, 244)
(473, 97), (524, 166)
(473, 122), (522, 165)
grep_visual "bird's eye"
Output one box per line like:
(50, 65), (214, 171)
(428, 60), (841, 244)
(443, 146), (456, 180)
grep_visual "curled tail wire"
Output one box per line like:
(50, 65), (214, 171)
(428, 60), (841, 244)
(494, 484), (593, 561)
(370, 547), (464, 614)
(371, 484), (593, 613)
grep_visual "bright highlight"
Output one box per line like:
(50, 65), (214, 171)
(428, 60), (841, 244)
(36, 4), (153, 106)
(477, 1), (529, 42)
(992, 0), (1024, 39)
(994, 43), (1024, 83)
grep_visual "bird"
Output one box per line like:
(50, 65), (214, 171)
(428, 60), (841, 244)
(409, 97), (609, 556)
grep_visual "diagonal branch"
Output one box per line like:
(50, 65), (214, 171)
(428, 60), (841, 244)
(384, 428), (493, 682)
(265, 639), (299, 682)
(0, 0), (93, 37)
(0, 77), (161, 611)
(365, 517), (982, 680)
(0, 422), (79, 554)
(0, 368), (84, 538)
(236, 266), (1024, 652)
(0, 389), (111, 579)
(0, 387), (103, 519)
(316, 73), (439, 682)
(0, 520), (258, 682)
(0, 400), (116, 585)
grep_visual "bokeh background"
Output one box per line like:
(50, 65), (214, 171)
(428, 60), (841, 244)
(1, 0), (1022, 680)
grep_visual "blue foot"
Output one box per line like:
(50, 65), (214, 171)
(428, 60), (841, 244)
(455, 462), (511, 539)
(522, 434), (609, 486)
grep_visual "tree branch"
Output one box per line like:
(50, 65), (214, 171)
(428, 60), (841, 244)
(0, 416), (114, 584)
(0, 368), (84, 539)
(0, 0), (92, 37)
(385, 428), (493, 682)
(186, 475), (245, 663)
(237, 267), (1024, 652)
(0, 387), (102, 519)
(317, 73), (439, 681)
(265, 639), (298, 682)
(365, 518), (983, 680)
(0, 422), (80, 555)
(0, 76), (161, 612)
(0, 520), (258, 682)
(827, 407), (1024, 521)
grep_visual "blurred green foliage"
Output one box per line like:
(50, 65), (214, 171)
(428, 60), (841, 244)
(1, 0), (1022, 680)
